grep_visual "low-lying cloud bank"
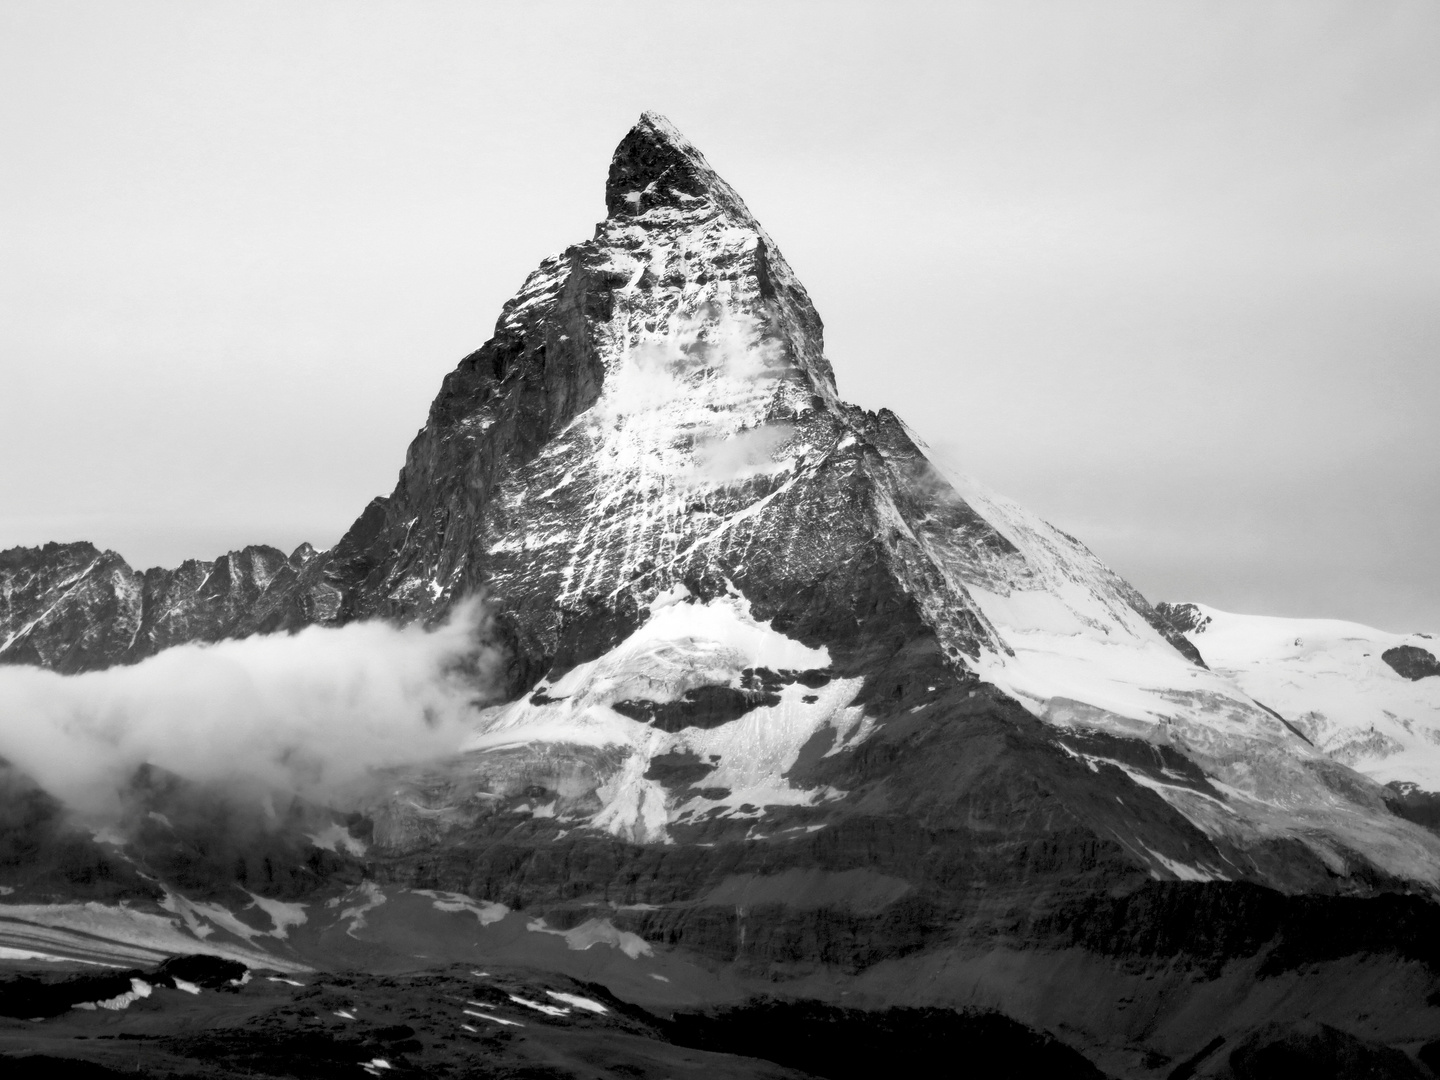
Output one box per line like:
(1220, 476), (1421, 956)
(0, 600), (497, 820)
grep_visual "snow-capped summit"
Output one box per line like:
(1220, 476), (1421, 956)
(606, 110), (766, 228)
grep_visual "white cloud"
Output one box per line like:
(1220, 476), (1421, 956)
(0, 600), (497, 820)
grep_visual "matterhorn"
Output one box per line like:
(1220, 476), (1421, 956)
(3, 112), (1439, 1079)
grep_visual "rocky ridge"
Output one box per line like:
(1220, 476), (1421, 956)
(0, 541), (317, 672)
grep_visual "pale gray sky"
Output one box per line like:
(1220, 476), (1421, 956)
(2, 1), (1437, 631)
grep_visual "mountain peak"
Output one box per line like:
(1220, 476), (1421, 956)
(605, 111), (749, 221)
(634, 109), (691, 150)
(8, 112), (1440, 1074)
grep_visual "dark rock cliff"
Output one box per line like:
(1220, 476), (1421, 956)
(1384, 645), (1440, 682)
(0, 540), (316, 671)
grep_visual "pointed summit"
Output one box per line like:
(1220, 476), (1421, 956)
(605, 111), (750, 221)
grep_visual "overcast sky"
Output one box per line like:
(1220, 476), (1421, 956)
(2, 1), (1436, 632)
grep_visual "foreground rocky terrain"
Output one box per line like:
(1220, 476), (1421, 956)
(2, 952), (1123, 1079)
(3, 113), (1440, 1077)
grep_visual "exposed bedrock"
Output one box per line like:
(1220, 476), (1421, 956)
(0, 540), (317, 671)
(1385, 645), (1440, 682)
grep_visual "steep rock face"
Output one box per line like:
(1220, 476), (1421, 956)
(0, 543), (140, 672)
(0, 541), (316, 671)
(235, 114), (1183, 692)
(1156, 599), (1212, 635)
(1385, 645), (1440, 682)
(213, 110), (1436, 893)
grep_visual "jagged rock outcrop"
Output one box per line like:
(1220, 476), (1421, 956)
(0, 540), (316, 671)
(1156, 599), (1212, 636)
(1384, 645), (1440, 682)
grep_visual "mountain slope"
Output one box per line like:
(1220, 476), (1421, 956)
(230, 108), (1433, 889)
(4, 113), (1440, 1076)
(1159, 602), (1440, 793)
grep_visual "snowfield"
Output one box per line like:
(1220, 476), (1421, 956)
(1173, 604), (1440, 791)
(464, 584), (865, 844)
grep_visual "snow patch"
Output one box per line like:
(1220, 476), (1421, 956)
(330, 882), (387, 938)
(547, 990), (608, 1014)
(74, 978), (151, 1011)
(525, 917), (653, 959)
(509, 992), (569, 1017)
(0, 898), (305, 971)
(1139, 843), (1224, 883)
(464, 1007), (523, 1027)
(465, 586), (865, 840)
(410, 889), (508, 925)
(306, 822), (368, 857)
(247, 893), (307, 939)
(0, 945), (119, 966)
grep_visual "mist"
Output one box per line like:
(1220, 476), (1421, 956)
(603, 304), (785, 420)
(0, 600), (497, 823)
(691, 423), (797, 486)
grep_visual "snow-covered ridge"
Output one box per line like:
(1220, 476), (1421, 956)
(1167, 603), (1440, 791)
(865, 467), (1438, 882)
